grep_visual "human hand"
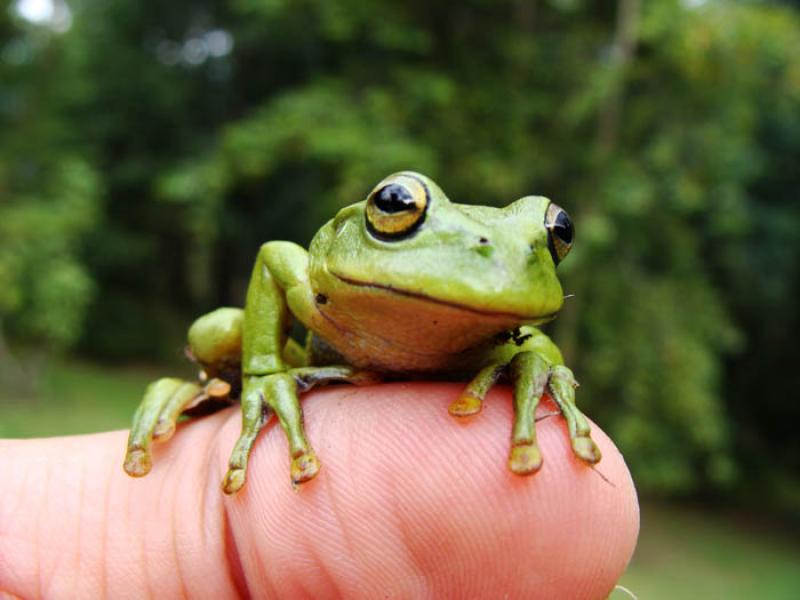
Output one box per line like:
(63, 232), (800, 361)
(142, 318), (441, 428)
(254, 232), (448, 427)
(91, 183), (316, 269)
(0, 383), (638, 598)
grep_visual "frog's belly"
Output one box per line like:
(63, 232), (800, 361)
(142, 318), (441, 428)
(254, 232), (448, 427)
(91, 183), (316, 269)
(307, 294), (524, 374)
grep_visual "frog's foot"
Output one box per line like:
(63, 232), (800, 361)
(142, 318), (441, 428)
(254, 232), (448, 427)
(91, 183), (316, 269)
(125, 376), (234, 477)
(449, 363), (505, 416)
(506, 353), (601, 475)
(548, 365), (602, 465)
(223, 372), (312, 493)
(287, 366), (375, 485)
(223, 366), (377, 494)
(124, 378), (204, 477)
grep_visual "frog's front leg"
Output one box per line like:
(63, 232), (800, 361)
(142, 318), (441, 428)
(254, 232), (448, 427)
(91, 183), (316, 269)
(452, 327), (602, 475)
(226, 368), (374, 495)
(507, 354), (601, 473)
(507, 352), (550, 474)
(222, 366), (378, 494)
(223, 242), (376, 494)
(547, 364), (602, 465)
(448, 363), (505, 416)
(222, 242), (311, 493)
(222, 374), (293, 495)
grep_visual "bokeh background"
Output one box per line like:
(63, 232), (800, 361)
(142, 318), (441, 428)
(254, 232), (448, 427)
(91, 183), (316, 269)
(1, 0), (799, 597)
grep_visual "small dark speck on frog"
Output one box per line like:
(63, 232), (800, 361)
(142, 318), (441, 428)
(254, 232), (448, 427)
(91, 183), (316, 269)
(475, 238), (494, 258)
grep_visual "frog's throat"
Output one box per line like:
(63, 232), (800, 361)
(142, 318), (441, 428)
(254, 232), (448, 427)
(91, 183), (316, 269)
(330, 272), (558, 323)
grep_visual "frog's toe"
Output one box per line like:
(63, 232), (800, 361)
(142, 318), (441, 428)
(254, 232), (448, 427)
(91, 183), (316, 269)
(450, 363), (504, 417)
(508, 443), (543, 475)
(572, 436), (602, 465)
(547, 364), (603, 468)
(290, 451), (321, 485)
(152, 419), (176, 442)
(125, 378), (206, 479)
(448, 392), (483, 417)
(124, 447), (152, 477)
(222, 467), (247, 495)
(153, 379), (225, 442)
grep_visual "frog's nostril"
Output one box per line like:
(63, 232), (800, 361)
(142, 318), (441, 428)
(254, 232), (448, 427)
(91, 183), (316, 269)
(475, 237), (493, 257)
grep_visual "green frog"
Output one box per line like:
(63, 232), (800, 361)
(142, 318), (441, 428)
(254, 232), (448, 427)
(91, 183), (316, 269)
(123, 172), (600, 494)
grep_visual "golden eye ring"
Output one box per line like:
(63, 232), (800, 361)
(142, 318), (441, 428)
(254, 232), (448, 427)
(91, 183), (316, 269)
(365, 174), (428, 240)
(545, 202), (574, 265)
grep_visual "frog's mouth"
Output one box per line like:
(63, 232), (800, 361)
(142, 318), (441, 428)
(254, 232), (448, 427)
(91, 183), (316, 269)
(330, 272), (558, 323)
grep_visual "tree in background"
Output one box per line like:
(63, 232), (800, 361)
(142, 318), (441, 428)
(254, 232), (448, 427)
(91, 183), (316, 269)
(0, 5), (99, 383)
(2, 0), (799, 509)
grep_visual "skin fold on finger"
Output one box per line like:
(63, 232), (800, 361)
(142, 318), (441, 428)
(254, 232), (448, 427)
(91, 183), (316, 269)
(0, 383), (639, 600)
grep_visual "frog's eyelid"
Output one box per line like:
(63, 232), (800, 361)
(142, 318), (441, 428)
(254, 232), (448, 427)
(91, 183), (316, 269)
(400, 172), (431, 205)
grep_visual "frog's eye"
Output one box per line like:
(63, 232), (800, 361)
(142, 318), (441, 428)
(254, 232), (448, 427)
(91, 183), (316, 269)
(545, 202), (574, 266)
(365, 175), (428, 240)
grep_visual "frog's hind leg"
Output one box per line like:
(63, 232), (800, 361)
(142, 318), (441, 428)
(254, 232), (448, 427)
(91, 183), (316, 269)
(124, 378), (204, 477)
(125, 307), (247, 480)
(153, 378), (233, 441)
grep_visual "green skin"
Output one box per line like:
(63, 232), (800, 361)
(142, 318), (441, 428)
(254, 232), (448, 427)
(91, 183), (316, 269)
(124, 172), (601, 494)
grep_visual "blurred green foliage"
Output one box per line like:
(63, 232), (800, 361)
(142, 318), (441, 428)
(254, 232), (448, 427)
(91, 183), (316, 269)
(619, 503), (800, 599)
(1, 0), (799, 511)
(0, 6), (100, 351)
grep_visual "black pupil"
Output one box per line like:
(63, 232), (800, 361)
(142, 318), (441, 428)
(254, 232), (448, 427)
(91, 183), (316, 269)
(374, 184), (415, 213)
(554, 211), (573, 244)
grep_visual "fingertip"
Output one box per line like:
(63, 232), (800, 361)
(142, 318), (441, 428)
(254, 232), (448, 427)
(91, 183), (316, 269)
(0, 383), (638, 599)
(221, 383), (639, 598)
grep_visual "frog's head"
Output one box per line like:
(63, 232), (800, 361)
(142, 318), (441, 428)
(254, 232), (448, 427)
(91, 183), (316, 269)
(308, 172), (573, 365)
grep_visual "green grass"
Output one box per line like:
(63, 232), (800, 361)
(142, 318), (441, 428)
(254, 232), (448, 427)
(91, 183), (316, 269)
(3, 359), (800, 598)
(0, 358), (164, 437)
(619, 504), (800, 600)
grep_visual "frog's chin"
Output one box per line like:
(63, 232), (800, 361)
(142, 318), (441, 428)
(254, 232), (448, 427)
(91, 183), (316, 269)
(329, 272), (558, 325)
